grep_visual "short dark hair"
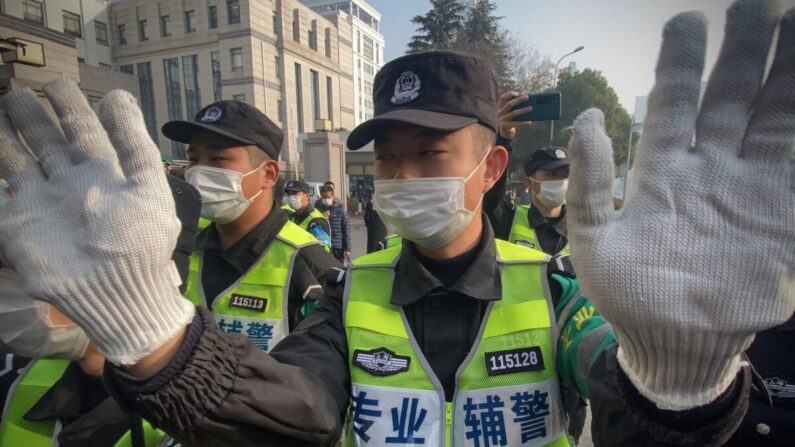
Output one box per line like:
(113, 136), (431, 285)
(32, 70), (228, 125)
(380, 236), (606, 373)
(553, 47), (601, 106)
(319, 185), (334, 194)
(323, 181), (335, 188)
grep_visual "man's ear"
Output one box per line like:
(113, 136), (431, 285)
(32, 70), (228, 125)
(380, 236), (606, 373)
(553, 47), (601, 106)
(261, 160), (280, 190)
(482, 146), (509, 194)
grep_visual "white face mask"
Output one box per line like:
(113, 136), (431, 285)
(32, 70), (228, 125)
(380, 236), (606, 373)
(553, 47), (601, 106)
(185, 164), (264, 224)
(531, 178), (568, 208)
(321, 198), (334, 207)
(284, 194), (304, 211)
(374, 149), (490, 249)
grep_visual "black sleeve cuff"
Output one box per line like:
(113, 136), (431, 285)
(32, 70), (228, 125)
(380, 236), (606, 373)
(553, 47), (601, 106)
(612, 345), (750, 445)
(496, 134), (513, 152)
(104, 307), (238, 429)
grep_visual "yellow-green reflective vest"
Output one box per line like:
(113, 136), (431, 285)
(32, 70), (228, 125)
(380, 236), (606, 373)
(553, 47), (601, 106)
(0, 359), (166, 447)
(343, 240), (572, 447)
(197, 217), (212, 231)
(281, 204), (331, 252)
(509, 205), (570, 256)
(183, 220), (319, 351)
(382, 234), (403, 249)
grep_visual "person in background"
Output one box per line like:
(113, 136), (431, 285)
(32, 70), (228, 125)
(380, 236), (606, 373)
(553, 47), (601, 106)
(363, 190), (386, 254)
(319, 185), (350, 262)
(314, 180), (342, 209)
(283, 180), (332, 249)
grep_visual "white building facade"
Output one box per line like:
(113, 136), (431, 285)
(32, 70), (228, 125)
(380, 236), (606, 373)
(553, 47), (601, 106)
(300, 0), (384, 125)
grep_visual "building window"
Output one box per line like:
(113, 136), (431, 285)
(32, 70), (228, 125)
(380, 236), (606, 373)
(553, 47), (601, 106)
(230, 48), (243, 71)
(211, 51), (222, 101)
(88, 96), (102, 112)
(138, 20), (148, 41)
(292, 9), (300, 42)
(208, 5), (218, 29)
(362, 35), (374, 62)
(233, 94), (246, 103)
(272, 11), (278, 34)
(324, 28), (331, 58)
(163, 58), (184, 157)
(294, 63), (303, 132)
(356, 30), (361, 53)
(100, 63), (112, 70)
(184, 10), (195, 33)
(326, 76), (333, 125)
(63, 11), (82, 38)
(160, 15), (170, 37)
(23, 1), (44, 25)
(136, 62), (158, 143)
(182, 55), (201, 119)
(95, 21), (109, 46)
(119, 64), (134, 75)
(308, 20), (317, 50)
(364, 80), (372, 95)
(227, 0), (240, 24)
(77, 57), (86, 64)
(118, 24), (127, 44)
(274, 55), (280, 79)
(277, 100), (283, 122)
(310, 70), (320, 125)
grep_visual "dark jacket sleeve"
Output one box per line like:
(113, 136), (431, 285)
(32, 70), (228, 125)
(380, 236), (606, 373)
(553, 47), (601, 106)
(288, 245), (341, 329)
(104, 282), (350, 447)
(340, 211), (351, 252)
(588, 344), (751, 446)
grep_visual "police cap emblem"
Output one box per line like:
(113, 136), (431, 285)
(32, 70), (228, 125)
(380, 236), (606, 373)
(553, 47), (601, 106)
(201, 105), (223, 123)
(555, 149), (566, 159)
(391, 71), (421, 105)
(353, 348), (410, 376)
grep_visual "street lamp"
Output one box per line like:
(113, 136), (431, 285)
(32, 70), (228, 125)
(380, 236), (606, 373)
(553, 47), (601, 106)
(549, 45), (584, 144)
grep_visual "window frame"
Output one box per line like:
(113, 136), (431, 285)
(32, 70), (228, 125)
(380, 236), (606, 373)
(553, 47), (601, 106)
(95, 21), (109, 46)
(23, 0), (44, 25)
(230, 47), (243, 72)
(160, 15), (171, 37)
(184, 10), (196, 33)
(208, 5), (218, 29)
(62, 10), (83, 38)
(227, 0), (240, 25)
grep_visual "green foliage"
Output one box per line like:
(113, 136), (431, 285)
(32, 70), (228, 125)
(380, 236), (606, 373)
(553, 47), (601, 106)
(510, 69), (634, 174)
(407, 0), (466, 53)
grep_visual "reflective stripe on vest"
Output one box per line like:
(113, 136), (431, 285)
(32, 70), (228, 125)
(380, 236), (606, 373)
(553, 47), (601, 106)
(183, 220), (318, 352)
(114, 420), (170, 447)
(0, 359), (69, 446)
(297, 208), (329, 232)
(343, 240), (571, 447)
(509, 205), (570, 256)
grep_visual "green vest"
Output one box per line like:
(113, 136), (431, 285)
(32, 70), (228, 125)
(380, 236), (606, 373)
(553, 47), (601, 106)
(509, 205), (570, 256)
(183, 220), (319, 351)
(0, 359), (165, 447)
(343, 241), (571, 447)
(297, 208), (329, 232)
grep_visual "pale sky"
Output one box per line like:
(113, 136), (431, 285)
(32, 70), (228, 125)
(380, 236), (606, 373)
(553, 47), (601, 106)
(367, 0), (795, 115)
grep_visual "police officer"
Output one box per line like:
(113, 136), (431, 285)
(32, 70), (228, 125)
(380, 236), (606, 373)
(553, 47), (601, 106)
(282, 179), (332, 249)
(1, 2), (791, 446)
(163, 100), (339, 348)
(507, 147), (570, 255)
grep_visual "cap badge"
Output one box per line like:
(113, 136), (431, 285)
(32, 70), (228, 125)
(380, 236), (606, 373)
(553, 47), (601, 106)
(391, 71), (421, 105)
(200, 106), (223, 123)
(555, 149), (566, 159)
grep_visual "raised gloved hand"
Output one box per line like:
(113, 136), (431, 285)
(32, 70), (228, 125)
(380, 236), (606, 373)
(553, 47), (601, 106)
(0, 79), (195, 365)
(566, 0), (795, 410)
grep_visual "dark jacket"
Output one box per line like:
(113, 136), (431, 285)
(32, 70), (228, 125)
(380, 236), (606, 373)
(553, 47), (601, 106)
(363, 200), (386, 254)
(104, 221), (750, 447)
(324, 204), (350, 252)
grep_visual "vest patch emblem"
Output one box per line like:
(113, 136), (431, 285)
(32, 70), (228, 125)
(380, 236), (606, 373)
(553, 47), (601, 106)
(229, 294), (267, 312)
(353, 348), (410, 376)
(485, 347), (545, 376)
(515, 240), (536, 249)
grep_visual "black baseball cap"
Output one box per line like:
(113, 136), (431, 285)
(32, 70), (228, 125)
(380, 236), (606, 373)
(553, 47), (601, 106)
(524, 147), (570, 177)
(347, 51), (499, 150)
(284, 180), (310, 194)
(162, 101), (283, 160)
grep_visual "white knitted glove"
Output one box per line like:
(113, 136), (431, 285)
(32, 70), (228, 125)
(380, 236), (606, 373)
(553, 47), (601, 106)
(0, 79), (195, 365)
(567, 0), (795, 410)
